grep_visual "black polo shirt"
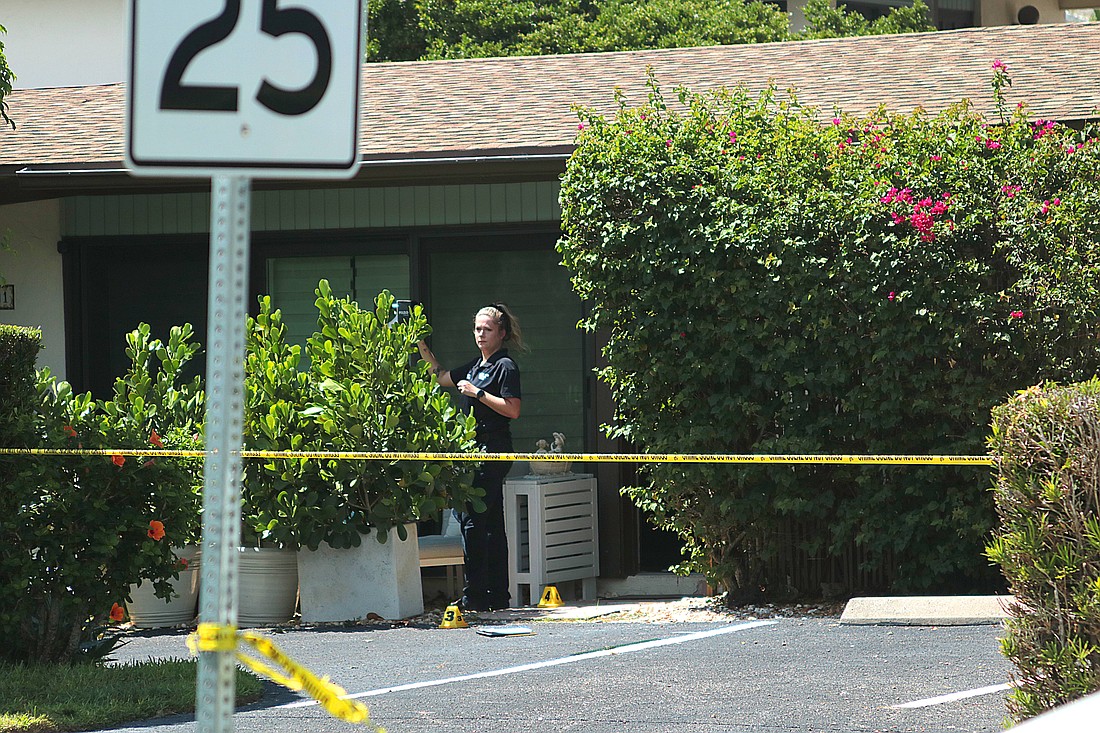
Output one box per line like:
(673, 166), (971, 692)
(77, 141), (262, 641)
(449, 349), (521, 439)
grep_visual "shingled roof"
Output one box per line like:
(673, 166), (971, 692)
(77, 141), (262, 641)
(1, 22), (1098, 194)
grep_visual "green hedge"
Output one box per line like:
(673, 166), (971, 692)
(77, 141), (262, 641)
(558, 65), (1100, 601)
(0, 324), (41, 434)
(0, 324), (41, 463)
(987, 381), (1100, 721)
(0, 325), (41, 660)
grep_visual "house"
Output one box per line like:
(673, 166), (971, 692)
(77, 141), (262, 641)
(2, 22), (1099, 584)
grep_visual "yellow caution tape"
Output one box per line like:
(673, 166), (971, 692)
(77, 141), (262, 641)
(187, 624), (381, 729)
(0, 447), (993, 465)
(186, 622), (238, 653)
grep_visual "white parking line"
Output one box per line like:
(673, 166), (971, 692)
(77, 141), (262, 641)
(277, 619), (778, 709)
(893, 682), (1013, 709)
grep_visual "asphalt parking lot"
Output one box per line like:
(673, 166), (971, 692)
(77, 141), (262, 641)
(107, 614), (1012, 733)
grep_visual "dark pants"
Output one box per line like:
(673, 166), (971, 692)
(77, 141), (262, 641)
(455, 432), (512, 610)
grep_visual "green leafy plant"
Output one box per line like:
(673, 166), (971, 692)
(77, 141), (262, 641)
(558, 66), (1100, 603)
(0, 23), (16, 130)
(987, 381), (1100, 721)
(242, 282), (480, 550)
(0, 324), (204, 664)
(242, 293), (323, 547)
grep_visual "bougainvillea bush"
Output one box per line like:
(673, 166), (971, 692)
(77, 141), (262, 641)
(558, 65), (1100, 602)
(0, 324), (204, 664)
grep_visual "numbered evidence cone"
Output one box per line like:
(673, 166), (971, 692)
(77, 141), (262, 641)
(537, 585), (564, 608)
(439, 603), (468, 629)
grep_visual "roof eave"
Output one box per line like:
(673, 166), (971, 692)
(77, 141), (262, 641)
(0, 148), (575, 205)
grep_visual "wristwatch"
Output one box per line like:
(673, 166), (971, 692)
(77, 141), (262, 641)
(476, 388), (486, 400)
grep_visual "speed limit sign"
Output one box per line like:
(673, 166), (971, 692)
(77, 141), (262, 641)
(126, 0), (362, 178)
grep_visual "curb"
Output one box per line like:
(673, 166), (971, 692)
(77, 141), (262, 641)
(840, 595), (1013, 626)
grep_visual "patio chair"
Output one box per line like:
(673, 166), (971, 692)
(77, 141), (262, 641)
(418, 510), (464, 598)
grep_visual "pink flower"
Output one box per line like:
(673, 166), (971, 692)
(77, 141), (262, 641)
(930, 155), (942, 162)
(1010, 311), (1024, 319)
(729, 130), (737, 143)
(1032, 120), (1055, 139)
(910, 211), (935, 235)
(888, 292), (896, 302)
(986, 140), (1002, 150)
(1000, 184), (1020, 197)
(832, 117), (841, 125)
(577, 123), (586, 131)
(992, 59), (1007, 71)
(665, 140), (673, 148)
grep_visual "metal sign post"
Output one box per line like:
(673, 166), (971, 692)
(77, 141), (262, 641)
(196, 175), (251, 733)
(126, 3), (363, 732)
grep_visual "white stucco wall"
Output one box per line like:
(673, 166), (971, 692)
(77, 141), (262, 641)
(0, 200), (66, 378)
(3, 0), (127, 89)
(788, 0), (811, 32)
(980, 0), (1068, 25)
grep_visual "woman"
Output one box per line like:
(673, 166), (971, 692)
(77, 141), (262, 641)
(418, 303), (523, 611)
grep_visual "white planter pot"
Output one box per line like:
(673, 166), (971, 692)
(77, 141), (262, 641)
(127, 545), (201, 628)
(297, 523), (424, 622)
(237, 546), (299, 627)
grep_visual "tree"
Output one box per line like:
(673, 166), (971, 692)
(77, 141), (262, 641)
(0, 24), (15, 129)
(367, 0), (428, 62)
(417, 0), (586, 60)
(367, 0), (934, 62)
(532, 0), (791, 54)
(799, 0), (932, 39)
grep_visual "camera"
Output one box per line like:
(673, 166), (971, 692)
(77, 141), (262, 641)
(388, 299), (419, 326)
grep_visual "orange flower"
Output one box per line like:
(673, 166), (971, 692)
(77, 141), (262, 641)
(150, 429), (163, 448)
(110, 603), (125, 622)
(111, 454), (126, 467)
(62, 425), (77, 438)
(147, 520), (166, 541)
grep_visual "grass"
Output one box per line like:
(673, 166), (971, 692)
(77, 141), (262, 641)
(0, 659), (264, 732)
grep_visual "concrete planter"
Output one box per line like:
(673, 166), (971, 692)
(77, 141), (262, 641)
(297, 523), (424, 622)
(237, 546), (299, 627)
(127, 545), (201, 628)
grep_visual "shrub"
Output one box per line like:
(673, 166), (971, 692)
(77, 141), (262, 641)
(558, 67), (1100, 602)
(987, 381), (1100, 721)
(0, 325), (41, 459)
(242, 283), (480, 550)
(0, 324), (204, 664)
(0, 325), (42, 658)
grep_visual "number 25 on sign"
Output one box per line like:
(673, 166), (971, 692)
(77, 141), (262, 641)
(126, 0), (363, 179)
